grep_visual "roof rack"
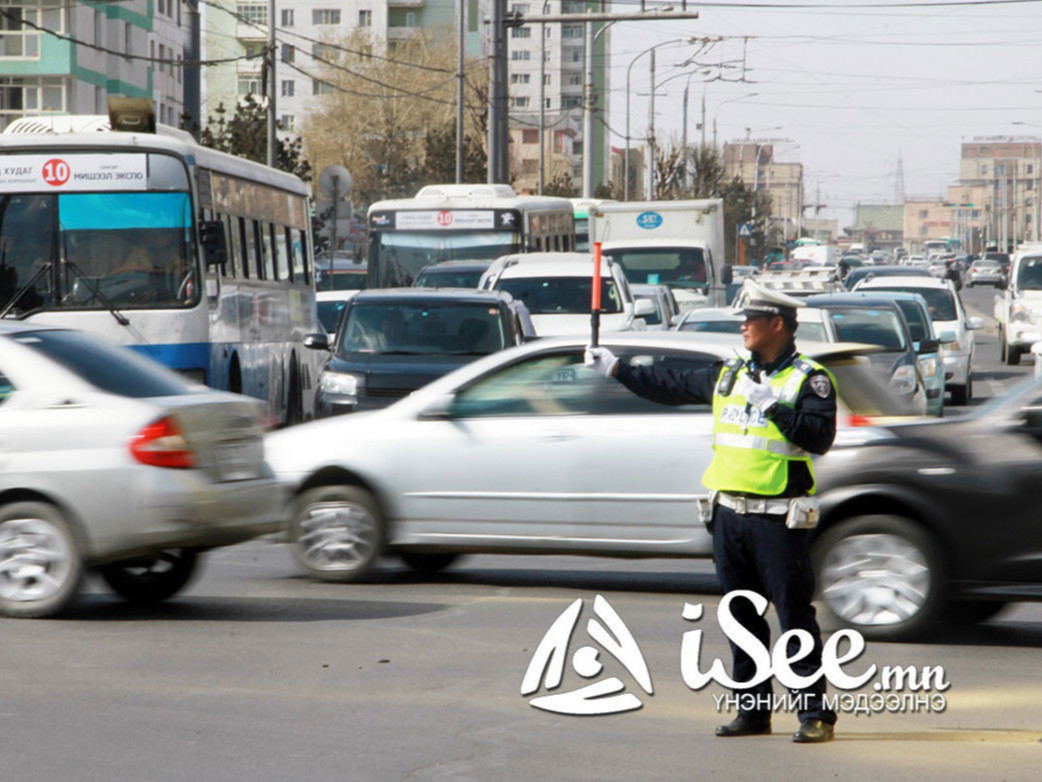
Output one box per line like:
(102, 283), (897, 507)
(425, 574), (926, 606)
(753, 268), (840, 295)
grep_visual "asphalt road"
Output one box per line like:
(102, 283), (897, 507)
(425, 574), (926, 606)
(3, 283), (1039, 782)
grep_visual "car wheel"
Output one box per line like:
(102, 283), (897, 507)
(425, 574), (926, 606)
(100, 549), (199, 603)
(999, 329), (1008, 363)
(291, 485), (385, 582)
(813, 515), (945, 640)
(0, 502), (84, 618)
(399, 552), (462, 574)
(950, 384), (968, 405)
(1006, 344), (1021, 366)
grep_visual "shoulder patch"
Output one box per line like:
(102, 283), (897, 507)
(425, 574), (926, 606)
(809, 374), (832, 398)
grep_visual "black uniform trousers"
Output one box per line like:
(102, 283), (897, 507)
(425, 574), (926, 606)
(711, 503), (837, 725)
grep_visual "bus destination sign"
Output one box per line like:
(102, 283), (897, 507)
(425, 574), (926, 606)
(370, 209), (521, 231)
(0, 153), (148, 193)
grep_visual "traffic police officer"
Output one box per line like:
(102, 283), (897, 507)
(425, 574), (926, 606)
(585, 280), (838, 743)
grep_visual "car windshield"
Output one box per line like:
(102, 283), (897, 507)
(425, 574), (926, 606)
(317, 300), (349, 333)
(11, 329), (191, 397)
(826, 307), (908, 351)
(1016, 257), (1042, 291)
(315, 269), (367, 292)
(495, 276), (623, 314)
(985, 252), (1010, 264)
(679, 319), (742, 334)
(798, 322), (828, 342)
(0, 190), (197, 314)
(371, 230), (520, 286)
(864, 286), (957, 321)
(337, 300), (507, 356)
(891, 300), (931, 342)
(414, 267), (486, 289)
(603, 246), (708, 290)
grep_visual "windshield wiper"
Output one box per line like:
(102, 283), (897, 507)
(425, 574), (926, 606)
(0, 262), (52, 319)
(63, 260), (130, 327)
(373, 349), (428, 355)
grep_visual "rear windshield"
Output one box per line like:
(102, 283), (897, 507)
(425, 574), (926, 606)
(824, 357), (918, 417)
(496, 276), (623, 315)
(827, 307), (908, 351)
(679, 319), (742, 334)
(414, 267), (486, 289)
(338, 300), (507, 356)
(864, 286), (957, 322)
(12, 330), (191, 398)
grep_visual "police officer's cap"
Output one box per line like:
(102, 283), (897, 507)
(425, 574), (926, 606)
(740, 279), (804, 320)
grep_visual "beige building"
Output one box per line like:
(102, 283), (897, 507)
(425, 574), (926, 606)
(904, 200), (952, 252)
(957, 138), (1042, 250)
(723, 142), (804, 242)
(509, 117), (580, 194)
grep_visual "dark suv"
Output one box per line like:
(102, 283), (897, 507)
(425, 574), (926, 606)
(308, 288), (536, 416)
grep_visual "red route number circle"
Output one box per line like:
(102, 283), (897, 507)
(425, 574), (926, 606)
(436, 210), (454, 227)
(41, 158), (71, 187)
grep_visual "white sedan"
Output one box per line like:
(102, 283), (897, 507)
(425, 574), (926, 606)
(265, 333), (914, 583)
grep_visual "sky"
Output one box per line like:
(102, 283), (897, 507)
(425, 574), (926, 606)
(606, 0), (1042, 227)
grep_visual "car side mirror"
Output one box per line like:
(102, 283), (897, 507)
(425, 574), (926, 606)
(199, 220), (228, 269)
(966, 316), (985, 330)
(917, 338), (939, 354)
(938, 329), (957, 344)
(417, 393), (455, 420)
(304, 333), (331, 351)
(633, 298), (656, 317)
(721, 264), (734, 286)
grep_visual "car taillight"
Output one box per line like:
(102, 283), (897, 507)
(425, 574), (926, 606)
(129, 416), (196, 468)
(844, 414), (874, 427)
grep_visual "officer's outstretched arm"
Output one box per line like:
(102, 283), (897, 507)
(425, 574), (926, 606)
(764, 370), (837, 454)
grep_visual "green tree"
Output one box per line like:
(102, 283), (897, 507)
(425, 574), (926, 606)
(544, 172), (578, 198)
(201, 95), (312, 182)
(421, 125), (487, 186)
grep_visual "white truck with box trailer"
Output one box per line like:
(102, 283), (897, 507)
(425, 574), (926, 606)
(589, 199), (729, 311)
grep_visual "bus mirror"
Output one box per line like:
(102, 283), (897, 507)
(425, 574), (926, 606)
(721, 265), (734, 285)
(199, 220), (228, 268)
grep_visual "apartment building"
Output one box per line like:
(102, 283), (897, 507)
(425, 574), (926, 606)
(723, 141), (804, 242)
(956, 138), (1042, 250)
(903, 199), (952, 253)
(0, 1), (188, 130)
(851, 204), (903, 251)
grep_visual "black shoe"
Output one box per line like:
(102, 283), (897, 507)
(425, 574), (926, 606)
(715, 714), (772, 737)
(793, 719), (834, 743)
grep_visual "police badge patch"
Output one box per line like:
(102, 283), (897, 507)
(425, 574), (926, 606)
(809, 375), (832, 398)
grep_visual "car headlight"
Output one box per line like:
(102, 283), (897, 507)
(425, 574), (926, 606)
(1012, 301), (1033, 323)
(889, 364), (917, 396)
(320, 371), (363, 396)
(919, 355), (939, 379)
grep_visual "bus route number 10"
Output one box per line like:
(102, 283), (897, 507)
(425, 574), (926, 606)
(42, 158), (71, 187)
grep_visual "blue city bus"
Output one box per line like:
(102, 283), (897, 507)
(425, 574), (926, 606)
(0, 113), (320, 424)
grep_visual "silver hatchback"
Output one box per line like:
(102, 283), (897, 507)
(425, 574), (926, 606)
(0, 323), (284, 618)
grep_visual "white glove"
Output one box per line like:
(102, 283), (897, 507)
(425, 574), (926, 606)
(735, 374), (778, 412)
(584, 346), (620, 378)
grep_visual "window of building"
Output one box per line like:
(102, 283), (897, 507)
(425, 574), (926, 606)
(280, 115), (295, 132)
(563, 1), (587, 12)
(312, 9), (341, 24)
(545, 97), (551, 109)
(281, 79), (295, 97)
(566, 73), (581, 85)
(522, 159), (538, 173)
(238, 77), (261, 95)
(123, 22), (132, 61)
(511, 97), (530, 108)
(281, 8), (294, 26)
(573, 141), (583, 155)
(1028, 180), (1035, 191)
(359, 9), (372, 27)
(919, 210), (928, 219)
(1029, 164), (1035, 175)
(510, 3), (530, 12)
(244, 41), (264, 58)
(543, 50), (551, 62)
(511, 73), (530, 85)
(237, 3), (268, 25)
(512, 26), (531, 38)
(0, 76), (65, 129)
(545, 27), (552, 39)
(313, 79), (334, 95)
(312, 43), (336, 60)
(566, 47), (582, 63)
(981, 165), (988, 176)
(562, 95), (581, 109)
(405, 11), (417, 26)
(562, 24), (582, 38)
(158, 0), (166, 15)
(511, 50), (531, 61)
(93, 10), (102, 47)
(281, 44), (295, 62)
(522, 129), (538, 143)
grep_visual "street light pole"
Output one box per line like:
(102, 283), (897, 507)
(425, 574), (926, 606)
(712, 92), (758, 149)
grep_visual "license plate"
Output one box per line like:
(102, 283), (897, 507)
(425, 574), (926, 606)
(216, 439), (262, 481)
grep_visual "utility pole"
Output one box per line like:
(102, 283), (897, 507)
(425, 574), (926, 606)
(647, 49), (656, 200)
(538, 2), (547, 194)
(266, 0), (276, 167)
(582, 10), (596, 197)
(184, 0), (200, 139)
(456, 0), (465, 183)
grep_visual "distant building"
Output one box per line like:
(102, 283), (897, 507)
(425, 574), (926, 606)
(0, 1), (188, 130)
(956, 138), (1042, 251)
(852, 204), (903, 251)
(904, 200), (952, 253)
(801, 217), (838, 244)
(723, 142), (804, 242)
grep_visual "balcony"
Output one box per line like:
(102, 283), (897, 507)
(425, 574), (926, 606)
(237, 57), (264, 76)
(236, 22), (268, 41)
(388, 25), (419, 40)
(389, 0), (424, 6)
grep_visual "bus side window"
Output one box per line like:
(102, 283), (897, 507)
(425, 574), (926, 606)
(219, 215), (234, 277)
(287, 227), (304, 282)
(261, 222), (275, 280)
(244, 219), (260, 278)
(299, 230), (311, 285)
(235, 217), (249, 278)
(275, 226), (291, 281)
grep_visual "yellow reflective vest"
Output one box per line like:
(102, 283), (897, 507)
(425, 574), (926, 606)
(702, 355), (835, 496)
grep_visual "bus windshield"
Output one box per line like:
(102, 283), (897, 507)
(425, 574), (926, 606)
(371, 230), (520, 287)
(0, 191), (197, 314)
(603, 246), (708, 290)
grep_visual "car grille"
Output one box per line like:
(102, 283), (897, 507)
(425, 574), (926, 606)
(363, 387), (411, 399)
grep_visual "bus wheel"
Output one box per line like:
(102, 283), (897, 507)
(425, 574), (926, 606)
(286, 358), (303, 426)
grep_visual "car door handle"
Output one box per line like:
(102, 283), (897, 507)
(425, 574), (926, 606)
(537, 430), (575, 442)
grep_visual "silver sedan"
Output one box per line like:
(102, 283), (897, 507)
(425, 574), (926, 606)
(0, 323), (285, 618)
(266, 332), (916, 583)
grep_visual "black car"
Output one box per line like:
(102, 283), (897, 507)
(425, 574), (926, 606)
(813, 378), (1042, 640)
(414, 260), (494, 289)
(804, 292), (930, 414)
(307, 288), (536, 416)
